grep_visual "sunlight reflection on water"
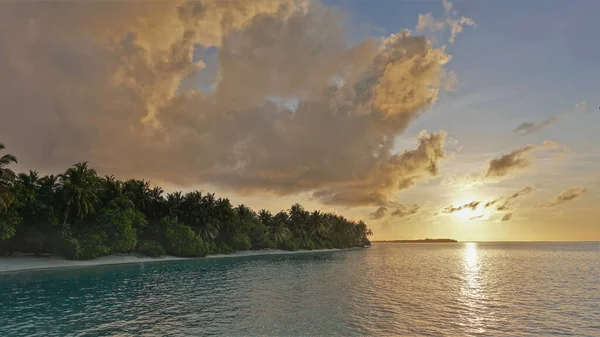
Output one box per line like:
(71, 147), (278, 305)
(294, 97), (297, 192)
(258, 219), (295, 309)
(461, 242), (488, 334)
(1, 242), (599, 336)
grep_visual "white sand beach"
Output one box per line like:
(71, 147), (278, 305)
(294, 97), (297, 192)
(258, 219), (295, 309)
(0, 248), (345, 273)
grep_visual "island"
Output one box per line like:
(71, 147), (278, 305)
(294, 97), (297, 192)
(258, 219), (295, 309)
(371, 238), (458, 243)
(0, 143), (373, 262)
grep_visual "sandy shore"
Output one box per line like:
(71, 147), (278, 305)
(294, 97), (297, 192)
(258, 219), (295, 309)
(0, 248), (345, 273)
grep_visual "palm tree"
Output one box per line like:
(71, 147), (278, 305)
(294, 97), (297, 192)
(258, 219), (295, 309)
(265, 210), (290, 245)
(268, 221), (290, 245)
(100, 175), (133, 210)
(197, 218), (220, 242)
(57, 162), (100, 225)
(38, 174), (58, 196)
(289, 203), (309, 238)
(147, 186), (166, 220)
(308, 210), (326, 238)
(15, 170), (40, 203)
(123, 179), (152, 213)
(258, 209), (272, 226)
(0, 143), (17, 212)
(166, 191), (184, 220)
(235, 204), (255, 221)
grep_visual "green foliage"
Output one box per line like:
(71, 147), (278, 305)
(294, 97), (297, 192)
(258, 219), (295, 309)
(215, 243), (234, 255)
(0, 147), (373, 260)
(137, 240), (166, 257)
(79, 233), (110, 260)
(0, 208), (21, 240)
(279, 237), (299, 251)
(263, 237), (277, 249)
(58, 232), (82, 260)
(230, 233), (252, 251)
(95, 208), (145, 253)
(164, 219), (208, 257)
(0, 143), (18, 213)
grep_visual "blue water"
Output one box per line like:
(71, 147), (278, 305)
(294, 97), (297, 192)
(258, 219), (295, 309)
(1, 242), (599, 336)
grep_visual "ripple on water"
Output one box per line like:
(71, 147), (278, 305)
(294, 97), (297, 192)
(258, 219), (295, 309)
(1, 243), (599, 336)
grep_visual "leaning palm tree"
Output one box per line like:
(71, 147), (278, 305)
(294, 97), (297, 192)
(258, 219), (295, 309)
(0, 143), (18, 212)
(57, 162), (100, 225)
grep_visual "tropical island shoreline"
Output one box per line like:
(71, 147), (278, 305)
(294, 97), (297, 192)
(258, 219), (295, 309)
(0, 144), (374, 266)
(372, 238), (458, 243)
(0, 248), (357, 273)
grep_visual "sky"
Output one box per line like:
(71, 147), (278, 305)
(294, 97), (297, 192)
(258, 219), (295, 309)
(0, 0), (598, 241)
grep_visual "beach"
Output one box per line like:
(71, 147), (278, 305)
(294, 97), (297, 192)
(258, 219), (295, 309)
(0, 248), (345, 273)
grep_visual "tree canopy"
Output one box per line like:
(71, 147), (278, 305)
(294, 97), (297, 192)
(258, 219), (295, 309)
(0, 143), (372, 259)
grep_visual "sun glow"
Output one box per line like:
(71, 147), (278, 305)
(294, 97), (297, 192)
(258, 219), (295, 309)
(454, 207), (478, 221)
(451, 199), (489, 222)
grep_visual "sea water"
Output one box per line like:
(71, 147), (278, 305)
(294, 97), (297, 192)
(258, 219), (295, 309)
(1, 242), (599, 336)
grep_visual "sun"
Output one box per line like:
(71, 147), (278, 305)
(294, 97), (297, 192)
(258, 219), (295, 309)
(450, 198), (489, 222)
(454, 207), (477, 221)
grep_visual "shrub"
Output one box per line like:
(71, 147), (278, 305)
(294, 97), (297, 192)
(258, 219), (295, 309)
(164, 223), (208, 257)
(96, 208), (140, 253)
(302, 239), (316, 250)
(58, 233), (82, 260)
(312, 237), (325, 249)
(112, 223), (137, 253)
(216, 243), (234, 255)
(279, 238), (299, 251)
(263, 237), (277, 249)
(137, 240), (166, 257)
(79, 233), (110, 260)
(205, 241), (217, 255)
(0, 209), (22, 241)
(230, 234), (251, 251)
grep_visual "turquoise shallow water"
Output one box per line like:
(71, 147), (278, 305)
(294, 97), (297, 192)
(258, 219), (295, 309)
(1, 242), (599, 336)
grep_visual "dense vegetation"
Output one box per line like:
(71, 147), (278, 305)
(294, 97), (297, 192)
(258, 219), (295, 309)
(0, 143), (372, 260)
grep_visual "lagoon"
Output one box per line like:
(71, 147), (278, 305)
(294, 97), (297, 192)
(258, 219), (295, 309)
(1, 242), (599, 336)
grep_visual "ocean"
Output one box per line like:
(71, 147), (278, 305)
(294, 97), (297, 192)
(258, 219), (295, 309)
(1, 242), (599, 336)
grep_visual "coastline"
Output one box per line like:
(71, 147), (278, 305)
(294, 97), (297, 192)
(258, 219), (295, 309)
(0, 248), (350, 273)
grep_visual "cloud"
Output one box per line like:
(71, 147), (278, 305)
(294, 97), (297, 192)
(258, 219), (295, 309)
(369, 203), (420, 220)
(369, 207), (388, 220)
(485, 141), (568, 178)
(513, 100), (588, 135)
(513, 117), (559, 135)
(390, 204), (420, 218)
(501, 213), (513, 222)
(547, 187), (588, 207)
(0, 1), (463, 207)
(439, 172), (485, 189)
(469, 214), (484, 220)
(485, 186), (534, 210)
(416, 0), (475, 44)
(442, 201), (480, 214)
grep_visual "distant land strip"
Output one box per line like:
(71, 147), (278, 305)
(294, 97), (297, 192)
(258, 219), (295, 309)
(372, 238), (458, 243)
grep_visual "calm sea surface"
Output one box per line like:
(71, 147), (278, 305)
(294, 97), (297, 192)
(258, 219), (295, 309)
(1, 242), (599, 336)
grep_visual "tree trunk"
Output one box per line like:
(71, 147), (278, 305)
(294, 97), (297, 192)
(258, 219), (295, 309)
(63, 208), (69, 227)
